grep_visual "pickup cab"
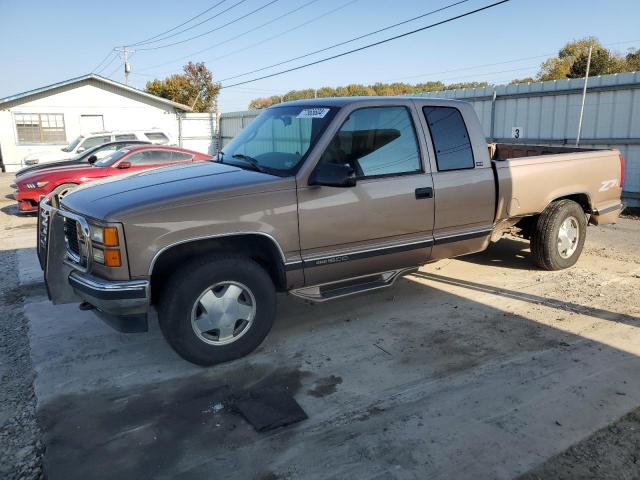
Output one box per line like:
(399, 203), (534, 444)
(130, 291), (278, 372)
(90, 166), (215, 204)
(38, 97), (625, 365)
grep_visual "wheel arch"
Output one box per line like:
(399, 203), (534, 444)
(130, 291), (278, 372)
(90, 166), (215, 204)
(549, 192), (593, 214)
(149, 233), (288, 304)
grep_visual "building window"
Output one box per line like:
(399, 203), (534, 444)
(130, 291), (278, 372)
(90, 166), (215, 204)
(15, 113), (66, 144)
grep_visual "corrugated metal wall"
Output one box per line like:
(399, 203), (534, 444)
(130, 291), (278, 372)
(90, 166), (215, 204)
(219, 72), (640, 203)
(219, 110), (259, 148)
(418, 72), (640, 203)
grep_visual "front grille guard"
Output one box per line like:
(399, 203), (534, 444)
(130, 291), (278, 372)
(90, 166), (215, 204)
(38, 195), (92, 273)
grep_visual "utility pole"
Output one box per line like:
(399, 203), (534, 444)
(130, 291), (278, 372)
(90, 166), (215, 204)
(576, 44), (593, 146)
(114, 47), (134, 85)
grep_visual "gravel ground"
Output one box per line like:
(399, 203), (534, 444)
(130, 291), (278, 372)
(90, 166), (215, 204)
(0, 185), (44, 479)
(1, 170), (639, 479)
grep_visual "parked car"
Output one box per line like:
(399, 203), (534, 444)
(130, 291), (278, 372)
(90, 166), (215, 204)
(39, 97), (624, 366)
(14, 140), (150, 177)
(22, 129), (173, 166)
(14, 145), (211, 212)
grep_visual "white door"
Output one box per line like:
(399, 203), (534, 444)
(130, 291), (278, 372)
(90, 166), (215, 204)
(80, 115), (104, 134)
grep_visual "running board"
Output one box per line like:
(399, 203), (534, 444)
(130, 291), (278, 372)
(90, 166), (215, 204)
(289, 267), (417, 302)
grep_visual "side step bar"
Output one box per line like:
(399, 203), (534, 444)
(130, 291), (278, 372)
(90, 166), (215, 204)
(289, 267), (417, 302)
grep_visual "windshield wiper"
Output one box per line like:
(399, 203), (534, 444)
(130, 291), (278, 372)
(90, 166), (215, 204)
(231, 153), (267, 173)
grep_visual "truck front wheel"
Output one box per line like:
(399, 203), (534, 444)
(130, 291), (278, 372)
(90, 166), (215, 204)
(530, 199), (587, 271)
(158, 255), (276, 366)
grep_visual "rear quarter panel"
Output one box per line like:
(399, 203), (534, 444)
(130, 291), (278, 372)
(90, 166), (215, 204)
(494, 150), (622, 219)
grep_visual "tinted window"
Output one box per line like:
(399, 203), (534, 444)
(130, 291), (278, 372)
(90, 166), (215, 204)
(80, 135), (110, 150)
(320, 106), (420, 178)
(115, 134), (137, 141)
(171, 151), (193, 161)
(145, 132), (169, 144)
(423, 106), (474, 171)
(127, 150), (174, 165)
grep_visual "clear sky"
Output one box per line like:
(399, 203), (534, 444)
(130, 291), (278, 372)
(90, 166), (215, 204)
(1, 0), (638, 112)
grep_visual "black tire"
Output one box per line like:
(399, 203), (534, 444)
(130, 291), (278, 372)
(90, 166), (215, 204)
(158, 255), (276, 366)
(530, 199), (587, 271)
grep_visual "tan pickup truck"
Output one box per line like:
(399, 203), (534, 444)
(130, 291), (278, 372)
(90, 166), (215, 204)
(38, 97), (625, 365)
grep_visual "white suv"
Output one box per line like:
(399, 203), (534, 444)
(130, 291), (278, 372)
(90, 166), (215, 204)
(22, 130), (173, 165)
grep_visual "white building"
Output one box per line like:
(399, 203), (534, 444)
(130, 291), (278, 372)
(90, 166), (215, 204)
(0, 74), (193, 172)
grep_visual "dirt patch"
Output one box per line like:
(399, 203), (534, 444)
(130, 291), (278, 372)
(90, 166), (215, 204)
(306, 375), (343, 398)
(520, 407), (640, 479)
(38, 365), (311, 480)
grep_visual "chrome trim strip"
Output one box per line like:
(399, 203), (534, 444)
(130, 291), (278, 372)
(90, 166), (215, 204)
(148, 232), (289, 276)
(69, 271), (149, 300)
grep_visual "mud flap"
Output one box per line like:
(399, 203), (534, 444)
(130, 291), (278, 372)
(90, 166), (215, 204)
(44, 211), (81, 305)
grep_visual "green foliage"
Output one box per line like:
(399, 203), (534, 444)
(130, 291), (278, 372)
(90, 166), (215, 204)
(146, 62), (220, 112)
(247, 37), (640, 109)
(247, 80), (488, 109)
(537, 37), (638, 81)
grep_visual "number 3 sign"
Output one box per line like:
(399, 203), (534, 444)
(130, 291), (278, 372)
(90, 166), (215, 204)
(512, 127), (523, 139)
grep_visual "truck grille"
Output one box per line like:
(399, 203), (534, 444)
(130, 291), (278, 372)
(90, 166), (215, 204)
(64, 218), (80, 256)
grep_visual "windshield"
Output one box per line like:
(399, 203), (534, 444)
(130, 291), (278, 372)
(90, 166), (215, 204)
(62, 136), (84, 152)
(221, 105), (337, 176)
(93, 148), (131, 167)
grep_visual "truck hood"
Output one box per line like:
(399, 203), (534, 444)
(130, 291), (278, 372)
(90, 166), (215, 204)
(61, 161), (294, 221)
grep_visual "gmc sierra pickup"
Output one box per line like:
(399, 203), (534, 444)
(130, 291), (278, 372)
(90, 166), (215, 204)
(38, 97), (625, 365)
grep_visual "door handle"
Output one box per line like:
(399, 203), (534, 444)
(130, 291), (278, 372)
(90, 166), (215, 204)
(415, 187), (433, 199)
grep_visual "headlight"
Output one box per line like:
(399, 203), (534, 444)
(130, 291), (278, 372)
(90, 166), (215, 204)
(24, 181), (48, 189)
(90, 226), (119, 246)
(92, 247), (121, 267)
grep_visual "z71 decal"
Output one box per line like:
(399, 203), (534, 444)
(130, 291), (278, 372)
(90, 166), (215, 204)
(599, 179), (618, 192)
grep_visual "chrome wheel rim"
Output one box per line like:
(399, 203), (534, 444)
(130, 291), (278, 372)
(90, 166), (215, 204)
(557, 216), (579, 259)
(57, 187), (73, 199)
(191, 281), (256, 346)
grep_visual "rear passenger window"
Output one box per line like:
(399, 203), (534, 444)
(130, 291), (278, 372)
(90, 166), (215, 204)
(320, 106), (421, 178)
(145, 132), (169, 144)
(171, 151), (192, 161)
(423, 106), (474, 171)
(115, 134), (136, 141)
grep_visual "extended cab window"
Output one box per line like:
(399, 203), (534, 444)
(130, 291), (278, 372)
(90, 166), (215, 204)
(423, 106), (474, 171)
(320, 106), (421, 178)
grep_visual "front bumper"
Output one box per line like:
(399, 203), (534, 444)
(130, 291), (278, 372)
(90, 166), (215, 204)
(69, 271), (149, 332)
(38, 196), (150, 333)
(15, 188), (46, 212)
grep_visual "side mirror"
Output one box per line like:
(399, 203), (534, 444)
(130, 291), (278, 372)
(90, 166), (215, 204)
(76, 147), (86, 153)
(309, 162), (356, 188)
(117, 161), (131, 170)
(87, 155), (98, 164)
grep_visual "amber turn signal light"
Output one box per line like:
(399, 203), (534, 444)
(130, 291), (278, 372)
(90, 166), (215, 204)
(103, 227), (119, 246)
(104, 249), (122, 267)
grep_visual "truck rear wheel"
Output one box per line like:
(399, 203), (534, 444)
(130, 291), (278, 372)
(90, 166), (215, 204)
(530, 199), (587, 271)
(158, 255), (276, 366)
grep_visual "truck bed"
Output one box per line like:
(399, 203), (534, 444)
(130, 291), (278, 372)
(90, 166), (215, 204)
(489, 143), (623, 223)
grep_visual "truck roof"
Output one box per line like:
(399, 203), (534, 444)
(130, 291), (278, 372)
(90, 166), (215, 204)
(276, 96), (468, 108)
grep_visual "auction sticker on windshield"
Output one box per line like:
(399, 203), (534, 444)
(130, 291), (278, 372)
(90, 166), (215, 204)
(297, 108), (330, 119)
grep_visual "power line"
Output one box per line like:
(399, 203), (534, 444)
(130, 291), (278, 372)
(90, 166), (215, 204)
(136, 0), (281, 51)
(219, 0), (472, 82)
(95, 52), (118, 74)
(128, 0), (229, 47)
(92, 50), (116, 73)
(104, 61), (124, 80)
(221, 0), (512, 89)
(135, 0), (323, 73)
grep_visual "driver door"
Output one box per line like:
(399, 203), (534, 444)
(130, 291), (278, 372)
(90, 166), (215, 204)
(296, 104), (435, 286)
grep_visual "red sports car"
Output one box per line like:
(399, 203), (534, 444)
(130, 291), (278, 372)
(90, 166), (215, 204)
(13, 145), (213, 212)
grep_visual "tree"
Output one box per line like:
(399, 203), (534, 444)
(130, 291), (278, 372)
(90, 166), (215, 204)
(568, 47), (617, 78)
(510, 77), (535, 85)
(146, 62), (220, 112)
(626, 48), (640, 71)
